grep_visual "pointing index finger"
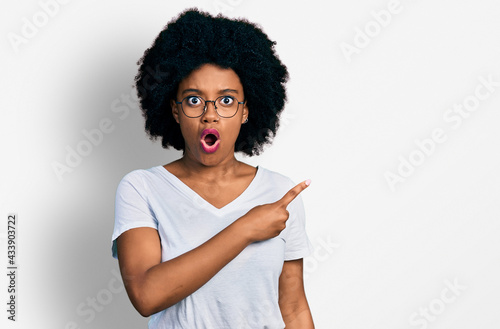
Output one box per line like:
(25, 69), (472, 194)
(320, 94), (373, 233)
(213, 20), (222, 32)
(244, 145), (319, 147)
(278, 179), (311, 207)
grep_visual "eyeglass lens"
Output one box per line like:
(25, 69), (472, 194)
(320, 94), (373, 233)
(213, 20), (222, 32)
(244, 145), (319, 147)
(181, 96), (240, 118)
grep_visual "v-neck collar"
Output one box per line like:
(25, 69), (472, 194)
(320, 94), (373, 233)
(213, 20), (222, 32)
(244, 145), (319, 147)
(155, 165), (261, 214)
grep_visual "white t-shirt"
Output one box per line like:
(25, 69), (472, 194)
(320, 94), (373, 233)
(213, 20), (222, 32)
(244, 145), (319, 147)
(111, 165), (313, 329)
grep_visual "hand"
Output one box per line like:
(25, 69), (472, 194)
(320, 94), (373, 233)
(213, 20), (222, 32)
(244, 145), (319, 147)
(239, 179), (311, 243)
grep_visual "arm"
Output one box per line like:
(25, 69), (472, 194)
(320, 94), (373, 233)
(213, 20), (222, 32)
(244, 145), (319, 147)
(117, 180), (311, 317)
(116, 220), (251, 317)
(279, 259), (315, 329)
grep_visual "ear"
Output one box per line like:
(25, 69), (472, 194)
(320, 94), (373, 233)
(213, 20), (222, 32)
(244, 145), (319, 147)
(171, 100), (180, 124)
(241, 102), (249, 124)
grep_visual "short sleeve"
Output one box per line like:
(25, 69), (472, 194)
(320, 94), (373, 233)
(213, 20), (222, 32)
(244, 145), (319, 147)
(283, 180), (314, 261)
(111, 171), (158, 259)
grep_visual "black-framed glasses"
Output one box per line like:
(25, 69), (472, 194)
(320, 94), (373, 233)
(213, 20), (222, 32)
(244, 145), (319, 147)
(175, 95), (245, 118)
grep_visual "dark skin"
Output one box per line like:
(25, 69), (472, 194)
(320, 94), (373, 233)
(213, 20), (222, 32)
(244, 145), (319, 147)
(166, 63), (254, 206)
(116, 63), (314, 328)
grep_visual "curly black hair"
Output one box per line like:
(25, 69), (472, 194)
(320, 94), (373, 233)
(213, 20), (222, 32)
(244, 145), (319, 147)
(134, 8), (289, 156)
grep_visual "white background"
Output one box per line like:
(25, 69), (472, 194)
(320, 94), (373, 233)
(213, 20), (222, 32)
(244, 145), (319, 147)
(1, 0), (500, 328)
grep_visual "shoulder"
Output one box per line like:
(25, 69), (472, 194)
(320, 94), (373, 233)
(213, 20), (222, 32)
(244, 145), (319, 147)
(257, 166), (295, 189)
(117, 166), (165, 190)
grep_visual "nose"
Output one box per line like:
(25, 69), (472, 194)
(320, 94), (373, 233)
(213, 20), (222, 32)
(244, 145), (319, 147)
(202, 101), (219, 122)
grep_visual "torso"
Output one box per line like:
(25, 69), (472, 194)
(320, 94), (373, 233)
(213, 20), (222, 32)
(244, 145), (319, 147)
(163, 160), (257, 209)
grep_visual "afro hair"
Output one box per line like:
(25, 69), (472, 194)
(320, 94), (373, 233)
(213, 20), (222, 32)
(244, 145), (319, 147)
(134, 8), (289, 156)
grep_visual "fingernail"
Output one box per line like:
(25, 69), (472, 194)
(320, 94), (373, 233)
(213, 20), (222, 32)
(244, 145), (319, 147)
(305, 179), (311, 186)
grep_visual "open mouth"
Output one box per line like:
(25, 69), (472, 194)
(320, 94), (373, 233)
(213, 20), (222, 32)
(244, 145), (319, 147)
(200, 128), (220, 153)
(204, 134), (217, 146)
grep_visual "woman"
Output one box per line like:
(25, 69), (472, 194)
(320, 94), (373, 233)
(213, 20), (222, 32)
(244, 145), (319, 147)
(111, 8), (315, 328)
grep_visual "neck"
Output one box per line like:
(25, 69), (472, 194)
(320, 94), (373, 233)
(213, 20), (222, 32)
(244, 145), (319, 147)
(179, 152), (241, 181)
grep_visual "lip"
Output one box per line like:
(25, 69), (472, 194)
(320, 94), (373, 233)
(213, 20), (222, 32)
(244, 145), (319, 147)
(200, 128), (220, 153)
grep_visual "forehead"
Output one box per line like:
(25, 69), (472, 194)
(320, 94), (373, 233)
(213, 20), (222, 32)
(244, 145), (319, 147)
(177, 63), (243, 94)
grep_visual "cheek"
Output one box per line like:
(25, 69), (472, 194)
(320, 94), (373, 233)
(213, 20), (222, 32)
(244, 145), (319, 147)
(178, 120), (198, 143)
(225, 123), (243, 142)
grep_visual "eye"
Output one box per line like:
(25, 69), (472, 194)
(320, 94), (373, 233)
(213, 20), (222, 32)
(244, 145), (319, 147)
(218, 96), (234, 107)
(186, 96), (202, 107)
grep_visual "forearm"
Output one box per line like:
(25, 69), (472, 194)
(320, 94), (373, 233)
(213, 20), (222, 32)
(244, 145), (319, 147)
(121, 182), (309, 317)
(130, 218), (251, 316)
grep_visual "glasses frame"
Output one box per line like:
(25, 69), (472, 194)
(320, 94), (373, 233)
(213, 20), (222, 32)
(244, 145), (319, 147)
(175, 95), (246, 118)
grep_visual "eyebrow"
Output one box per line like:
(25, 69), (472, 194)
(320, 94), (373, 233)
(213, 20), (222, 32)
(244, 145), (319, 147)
(181, 88), (201, 95)
(220, 89), (239, 94)
(181, 88), (240, 95)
